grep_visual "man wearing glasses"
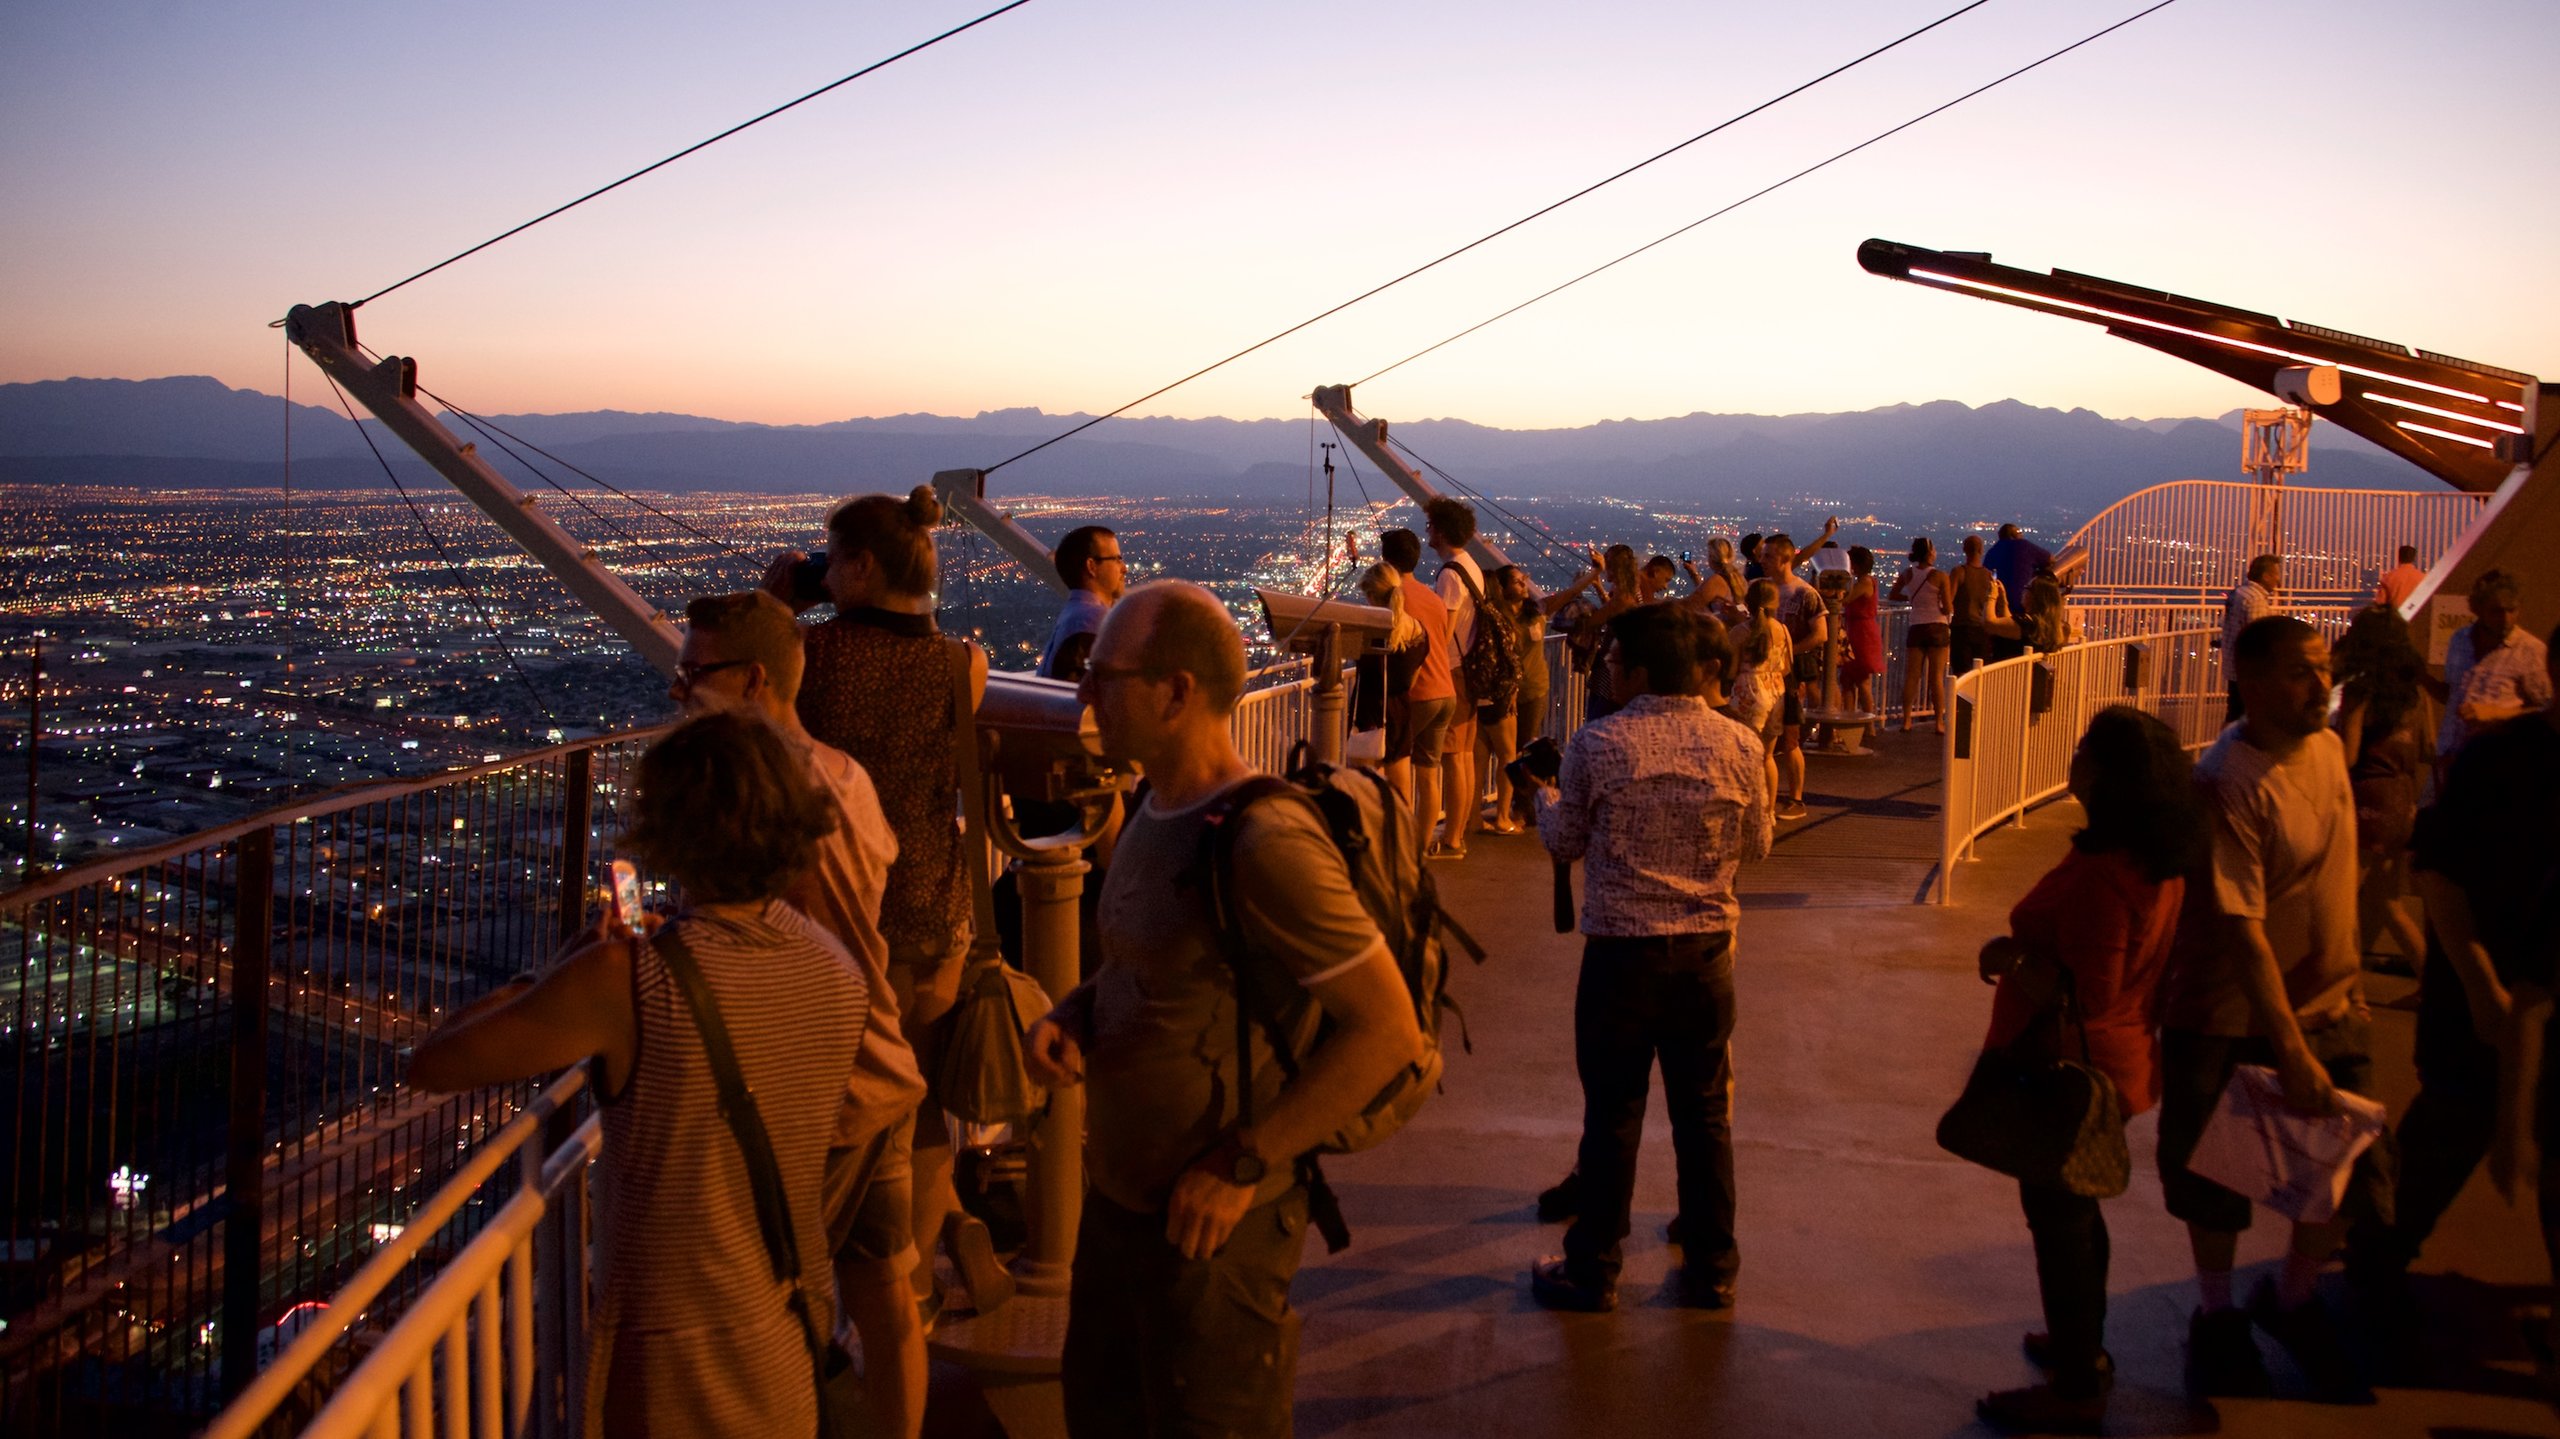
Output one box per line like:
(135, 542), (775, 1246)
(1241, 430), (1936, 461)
(1028, 581), (1424, 1439)
(1040, 526), (1126, 683)
(669, 591), (930, 1439)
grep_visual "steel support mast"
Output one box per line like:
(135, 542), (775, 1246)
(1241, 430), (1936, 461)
(1311, 385), (1512, 573)
(285, 302), (683, 672)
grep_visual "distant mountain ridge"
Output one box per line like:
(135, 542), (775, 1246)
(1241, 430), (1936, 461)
(0, 375), (2436, 516)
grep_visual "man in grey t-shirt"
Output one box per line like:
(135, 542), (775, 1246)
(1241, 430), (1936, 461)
(1027, 581), (1424, 1439)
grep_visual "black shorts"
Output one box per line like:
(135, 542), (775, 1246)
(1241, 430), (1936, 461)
(2157, 1019), (2394, 1233)
(1781, 689), (1804, 729)
(1909, 622), (1949, 649)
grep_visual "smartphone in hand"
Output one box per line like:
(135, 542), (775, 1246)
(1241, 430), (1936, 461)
(609, 860), (646, 938)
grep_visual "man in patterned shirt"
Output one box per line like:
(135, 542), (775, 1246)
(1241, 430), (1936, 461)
(2430, 569), (2550, 769)
(2219, 554), (2282, 721)
(1527, 602), (1772, 1313)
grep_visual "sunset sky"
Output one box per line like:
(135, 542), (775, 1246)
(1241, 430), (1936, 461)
(4, 0), (2553, 434)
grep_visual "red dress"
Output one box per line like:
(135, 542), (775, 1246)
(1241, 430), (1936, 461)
(1983, 847), (2183, 1116)
(1839, 586), (1885, 687)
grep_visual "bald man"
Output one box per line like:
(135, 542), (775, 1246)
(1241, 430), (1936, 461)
(1027, 581), (1424, 1439)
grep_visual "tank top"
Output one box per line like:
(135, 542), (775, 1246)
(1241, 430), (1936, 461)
(797, 608), (972, 957)
(1901, 566), (1952, 627)
(590, 903), (864, 1439)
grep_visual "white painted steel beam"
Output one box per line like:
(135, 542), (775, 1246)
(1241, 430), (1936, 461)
(284, 302), (683, 674)
(1310, 385), (1511, 573)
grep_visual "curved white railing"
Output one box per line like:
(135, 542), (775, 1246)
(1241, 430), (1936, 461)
(1935, 628), (2224, 905)
(2060, 479), (2486, 596)
(204, 1070), (601, 1439)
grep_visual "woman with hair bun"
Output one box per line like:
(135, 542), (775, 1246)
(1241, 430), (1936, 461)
(767, 483), (989, 1317)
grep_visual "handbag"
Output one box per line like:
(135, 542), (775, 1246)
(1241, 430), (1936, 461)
(655, 927), (874, 1439)
(936, 953), (1056, 1126)
(1934, 968), (2129, 1198)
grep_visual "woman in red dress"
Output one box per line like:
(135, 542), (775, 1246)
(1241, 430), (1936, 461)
(1972, 706), (2208, 1434)
(1836, 545), (1887, 711)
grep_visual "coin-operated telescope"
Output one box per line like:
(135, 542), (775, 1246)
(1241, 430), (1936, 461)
(1252, 590), (1395, 769)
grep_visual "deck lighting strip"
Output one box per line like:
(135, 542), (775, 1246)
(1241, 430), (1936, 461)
(2394, 420), (2495, 449)
(1908, 270), (2501, 405)
(2359, 391), (2524, 434)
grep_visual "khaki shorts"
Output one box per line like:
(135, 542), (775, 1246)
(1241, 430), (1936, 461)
(823, 1117), (918, 1285)
(889, 934), (970, 1151)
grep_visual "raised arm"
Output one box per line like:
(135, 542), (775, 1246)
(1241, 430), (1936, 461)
(410, 933), (635, 1094)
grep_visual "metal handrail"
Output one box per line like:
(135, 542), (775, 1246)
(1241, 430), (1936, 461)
(0, 725), (672, 911)
(1935, 627), (2222, 904)
(200, 1069), (594, 1439)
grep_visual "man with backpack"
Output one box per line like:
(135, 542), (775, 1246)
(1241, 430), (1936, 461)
(1027, 580), (1427, 1439)
(1429, 497), (1516, 860)
(1528, 601), (1771, 1313)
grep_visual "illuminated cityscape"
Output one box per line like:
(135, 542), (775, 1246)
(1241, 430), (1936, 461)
(3, 483), (1980, 875)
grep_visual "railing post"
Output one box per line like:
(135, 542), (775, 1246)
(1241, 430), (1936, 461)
(1011, 847), (1090, 1297)
(221, 826), (276, 1401)
(556, 748), (593, 945)
(1309, 624), (1346, 770)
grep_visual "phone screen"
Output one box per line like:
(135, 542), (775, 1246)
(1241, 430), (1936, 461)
(609, 860), (644, 936)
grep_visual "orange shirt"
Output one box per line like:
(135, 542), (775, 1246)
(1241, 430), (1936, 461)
(1402, 575), (1457, 704)
(1984, 847), (2183, 1115)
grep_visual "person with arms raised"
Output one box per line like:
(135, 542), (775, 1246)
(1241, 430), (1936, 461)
(766, 485), (991, 1318)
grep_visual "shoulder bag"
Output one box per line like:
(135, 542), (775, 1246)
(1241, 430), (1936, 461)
(1934, 967), (2129, 1198)
(655, 927), (874, 1439)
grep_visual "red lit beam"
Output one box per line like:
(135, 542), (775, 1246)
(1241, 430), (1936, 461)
(1857, 239), (2536, 495)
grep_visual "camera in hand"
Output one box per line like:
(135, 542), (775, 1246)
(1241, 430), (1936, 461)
(789, 551), (832, 609)
(1506, 736), (1562, 793)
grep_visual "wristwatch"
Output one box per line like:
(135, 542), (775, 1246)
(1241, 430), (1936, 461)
(1199, 1133), (1268, 1187)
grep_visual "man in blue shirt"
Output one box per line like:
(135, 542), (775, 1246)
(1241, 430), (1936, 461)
(1038, 525), (1125, 682)
(1983, 525), (2051, 618)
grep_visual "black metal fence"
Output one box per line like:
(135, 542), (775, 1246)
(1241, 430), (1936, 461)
(0, 730), (660, 1437)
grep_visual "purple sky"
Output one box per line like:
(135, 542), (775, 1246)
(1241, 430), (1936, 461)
(4, 0), (2553, 430)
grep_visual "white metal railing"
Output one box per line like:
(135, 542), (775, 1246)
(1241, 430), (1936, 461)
(1230, 664), (1349, 774)
(2061, 479), (2487, 594)
(205, 1070), (601, 1439)
(1935, 628), (2224, 905)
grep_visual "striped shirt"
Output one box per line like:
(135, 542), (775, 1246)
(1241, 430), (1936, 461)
(589, 902), (865, 1439)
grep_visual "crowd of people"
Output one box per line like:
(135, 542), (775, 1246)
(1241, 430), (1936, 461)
(398, 484), (2556, 1439)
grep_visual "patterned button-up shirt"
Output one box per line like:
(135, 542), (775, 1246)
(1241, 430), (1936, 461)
(1535, 694), (1772, 937)
(2439, 624), (2553, 757)
(2220, 578), (2276, 660)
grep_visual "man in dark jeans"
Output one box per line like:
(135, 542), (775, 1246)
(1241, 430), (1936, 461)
(1528, 603), (1771, 1311)
(2350, 623), (2560, 1377)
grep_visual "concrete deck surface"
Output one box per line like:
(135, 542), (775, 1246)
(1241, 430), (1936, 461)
(1279, 726), (2558, 1439)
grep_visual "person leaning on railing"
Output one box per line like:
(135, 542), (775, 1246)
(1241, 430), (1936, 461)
(409, 711), (865, 1439)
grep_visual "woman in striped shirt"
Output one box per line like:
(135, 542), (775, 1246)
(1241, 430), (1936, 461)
(411, 712), (867, 1438)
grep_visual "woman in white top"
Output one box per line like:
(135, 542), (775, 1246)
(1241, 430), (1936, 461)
(1889, 536), (1955, 734)
(1726, 578), (1793, 807)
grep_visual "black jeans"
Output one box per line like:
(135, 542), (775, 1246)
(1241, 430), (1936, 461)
(1562, 931), (1738, 1283)
(2020, 1180), (2110, 1387)
(1063, 1188), (1309, 1439)
(2360, 954), (2560, 1267)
